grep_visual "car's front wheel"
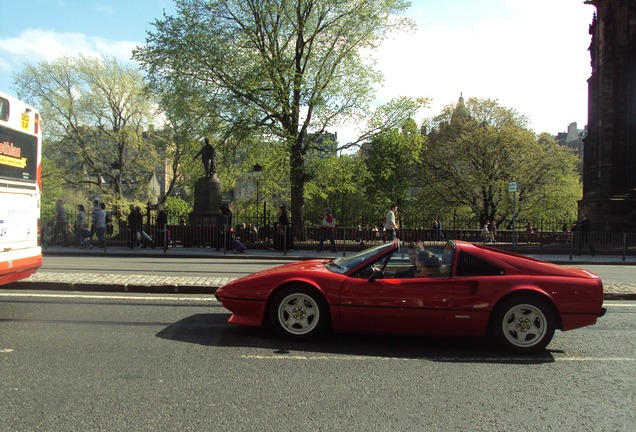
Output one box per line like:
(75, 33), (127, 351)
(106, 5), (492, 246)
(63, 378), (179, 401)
(491, 294), (556, 354)
(269, 285), (329, 340)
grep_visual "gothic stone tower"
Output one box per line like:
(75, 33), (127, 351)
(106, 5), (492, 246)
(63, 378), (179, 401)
(581, 0), (636, 231)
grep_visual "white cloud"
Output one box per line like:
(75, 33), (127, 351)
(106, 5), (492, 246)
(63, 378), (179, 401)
(369, 0), (594, 135)
(1, 0), (594, 142)
(0, 29), (140, 84)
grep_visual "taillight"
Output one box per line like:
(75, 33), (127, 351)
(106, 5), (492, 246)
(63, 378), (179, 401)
(34, 113), (40, 134)
(37, 217), (41, 246)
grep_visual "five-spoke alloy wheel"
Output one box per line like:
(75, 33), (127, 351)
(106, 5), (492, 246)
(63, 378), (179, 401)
(269, 285), (329, 340)
(491, 295), (556, 353)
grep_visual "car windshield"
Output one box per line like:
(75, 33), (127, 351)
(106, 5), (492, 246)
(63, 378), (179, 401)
(325, 242), (396, 274)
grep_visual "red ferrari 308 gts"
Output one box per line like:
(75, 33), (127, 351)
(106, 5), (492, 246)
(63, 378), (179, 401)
(215, 240), (606, 353)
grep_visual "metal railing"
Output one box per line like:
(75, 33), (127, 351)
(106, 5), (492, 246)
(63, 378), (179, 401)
(42, 216), (636, 261)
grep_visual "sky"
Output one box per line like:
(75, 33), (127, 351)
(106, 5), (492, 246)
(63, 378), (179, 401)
(0, 0), (595, 142)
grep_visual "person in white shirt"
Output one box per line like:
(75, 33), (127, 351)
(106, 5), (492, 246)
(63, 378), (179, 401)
(385, 204), (398, 240)
(97, 202), (107, 248)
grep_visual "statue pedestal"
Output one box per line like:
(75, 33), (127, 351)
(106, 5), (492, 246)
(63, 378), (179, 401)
(189, 177), (222, 225)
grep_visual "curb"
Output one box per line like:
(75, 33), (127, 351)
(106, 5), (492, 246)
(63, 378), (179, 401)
(3, 280), (634, 301)
(2, 281), (220, 295)
(602, 293), (636, 301)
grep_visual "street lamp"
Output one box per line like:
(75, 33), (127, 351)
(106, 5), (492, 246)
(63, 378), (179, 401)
(110, 161), (121, 231)
(252, 164), (263, 226)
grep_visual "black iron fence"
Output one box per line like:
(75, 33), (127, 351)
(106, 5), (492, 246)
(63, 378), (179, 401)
(42, 210), (636, 261)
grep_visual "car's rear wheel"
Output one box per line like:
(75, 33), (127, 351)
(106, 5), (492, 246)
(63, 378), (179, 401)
(491, 295), (556, 354)
(269, 285), (329, 340)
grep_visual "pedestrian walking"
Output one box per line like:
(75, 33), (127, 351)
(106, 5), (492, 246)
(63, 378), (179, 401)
(156, 204), (168, 248)
(317, 207), (336, 252)
(578, 214), (596, 256)
(432, 219), (445, 241)
(96, 202), (107, 248)
(216, 205), (229, 251)
(275, 205), (292, 250)
(481, 222), (490, 242)
(90, 199), (100, 242)
(52, 198), (69, 247)
(127, 204), (142, 249)
(385, 204), (398, 241)
(488, 219), (497, 243)
(75, 204), (87, 247)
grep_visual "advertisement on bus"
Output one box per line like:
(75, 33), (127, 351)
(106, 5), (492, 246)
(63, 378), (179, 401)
(0, 125), (38, 182)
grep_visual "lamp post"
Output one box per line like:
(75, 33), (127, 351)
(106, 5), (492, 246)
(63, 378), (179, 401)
(252, 164), (263, 225)
(110, 161), (121, 238)
(509, 181), (518, 251)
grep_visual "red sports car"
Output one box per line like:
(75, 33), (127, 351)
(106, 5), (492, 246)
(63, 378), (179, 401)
(215, 240), (606, 353)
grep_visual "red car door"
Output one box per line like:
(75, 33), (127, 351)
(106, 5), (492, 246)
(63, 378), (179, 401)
(336, 276), (453, 335)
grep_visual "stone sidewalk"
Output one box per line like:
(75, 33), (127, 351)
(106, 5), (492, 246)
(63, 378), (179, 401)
(7, 271), (228, 295)
(2, 246), (635, 300)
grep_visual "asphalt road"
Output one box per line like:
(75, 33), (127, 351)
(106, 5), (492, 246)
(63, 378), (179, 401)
(37, 256), (636, 284)
(1, 291), (634, 431)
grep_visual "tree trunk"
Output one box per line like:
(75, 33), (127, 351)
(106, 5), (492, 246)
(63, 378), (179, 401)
(290, 142), (305, 226)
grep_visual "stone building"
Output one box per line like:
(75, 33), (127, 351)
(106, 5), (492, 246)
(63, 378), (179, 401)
(580, 0), (636, 231)
(555, 122), (586, 158)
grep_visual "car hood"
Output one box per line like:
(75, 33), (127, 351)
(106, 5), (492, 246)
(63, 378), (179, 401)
(218, 259), (331, 294)
(243, 259), (329, 279)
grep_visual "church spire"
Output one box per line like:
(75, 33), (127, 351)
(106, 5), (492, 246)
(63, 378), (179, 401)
(451, 91), (469, 124)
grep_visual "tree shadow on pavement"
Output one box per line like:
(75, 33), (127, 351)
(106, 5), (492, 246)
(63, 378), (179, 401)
(156, 313), (556, 364)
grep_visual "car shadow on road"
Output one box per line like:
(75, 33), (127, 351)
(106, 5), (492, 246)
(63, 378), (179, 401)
(156, 313), (556, 364)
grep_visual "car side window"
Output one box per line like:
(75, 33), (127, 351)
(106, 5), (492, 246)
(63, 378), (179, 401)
(383, 251), (448, 279)
(353, 248), (452, 280)
(382, 254), (416, 279)
(352, 254), (392, 279)
(455, 251), (504, 276)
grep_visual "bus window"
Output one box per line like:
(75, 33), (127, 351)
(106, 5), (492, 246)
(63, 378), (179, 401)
(0, 96), (8, 121)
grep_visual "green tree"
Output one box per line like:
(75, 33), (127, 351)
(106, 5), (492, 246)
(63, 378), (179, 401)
(13, 55), (159, 202)
(509, 132), (581, 224)
(40, 154), (67, 219)
(145, 74), (236, 205)
(162, 196), (192, 221)
(133, 0), (424, 225)
(419, 97), (581, 226)
(363, 118), (425, 213)
(305, 153), (372, 226)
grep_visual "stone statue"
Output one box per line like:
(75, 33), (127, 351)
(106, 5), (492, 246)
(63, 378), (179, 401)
(193, 137), (216, 178)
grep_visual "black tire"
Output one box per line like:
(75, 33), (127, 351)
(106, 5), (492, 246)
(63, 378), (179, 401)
(268, 285), (329, 340)
(490, 294), (556, 354)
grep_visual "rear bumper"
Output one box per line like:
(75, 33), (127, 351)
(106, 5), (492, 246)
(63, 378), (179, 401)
(561, 312), (604, 331)
(0, 253), (42, 286)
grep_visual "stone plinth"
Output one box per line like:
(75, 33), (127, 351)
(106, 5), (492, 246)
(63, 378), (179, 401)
(189, 177), (222, 225)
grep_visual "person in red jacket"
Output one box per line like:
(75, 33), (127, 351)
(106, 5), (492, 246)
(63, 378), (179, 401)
(317, 207), (336, 252)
